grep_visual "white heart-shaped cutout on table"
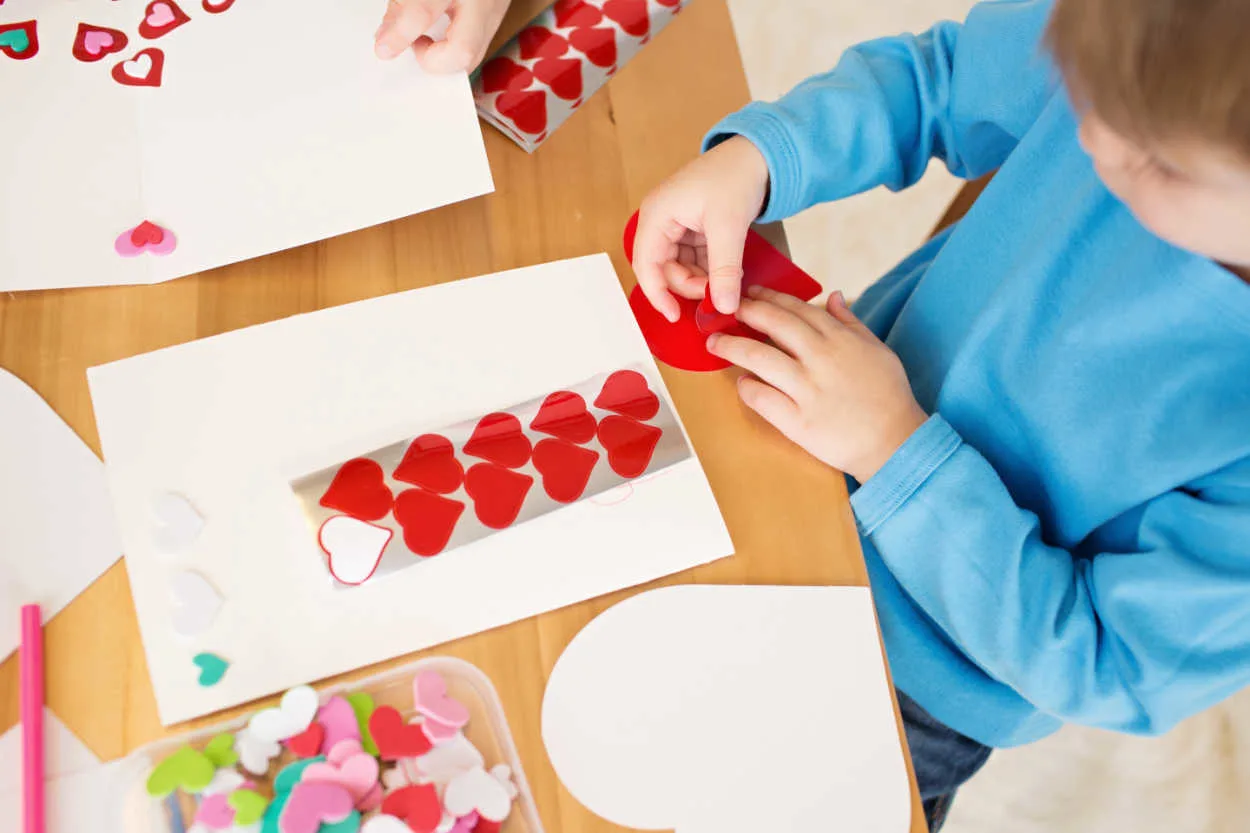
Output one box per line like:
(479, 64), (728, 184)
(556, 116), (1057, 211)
(169, 570), (222, 639)
(151, 492), (204, 555)
(541, 585), (911, 833)
(414, 732), (484, 785)
(318, 516), (392, 585)
(123, 53), (154, 81)
(248, 684), (320, 743)
(360, 815), (414, 833)
(234, 727), (282, 776)
(443, 765), (512, 823)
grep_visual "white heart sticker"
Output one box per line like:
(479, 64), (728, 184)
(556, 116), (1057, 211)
(248, 684), (319, 743)
(234, 727), (281, 776)
(169, 570), (222, 639)
(443, 766), (513, 823)
(151, 492), (204, 555)
(360, 815), (414, 833)
(490, 764), (518, 799)
(414, 732), (484, 785)
(318, 516), (392, 585)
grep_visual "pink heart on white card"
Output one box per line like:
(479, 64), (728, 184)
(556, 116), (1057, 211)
(84, 31), (115, 55)
(442, 766), (512, 823)
(318, 516), (391, 585)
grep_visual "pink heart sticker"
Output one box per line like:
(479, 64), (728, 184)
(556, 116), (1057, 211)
(302, 750), (379, 806)
(316, 696), (362, 754)
(279, 782), (354, 833)
(413, 671), (470, 728)
(421, 716), (460, 746)
(147, 2), (177, 27)
(84, 31), (114, 55)
(195, 793), (236, 829)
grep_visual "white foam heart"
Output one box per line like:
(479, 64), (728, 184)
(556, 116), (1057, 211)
(169, 570), (222, 639)
(248, 684), (319, 743)
(413, 732), (484, 784)
(433, 813), (456, 833)
(490, 764), (518, 800)
(360, 815), (413, 833)
(234, 727), (281, 776)
(151, 492), (204, 555)
(202, 768), (247, 795)
(318, 516), (392, 585)
(123, 53), (154, 81)
(443, 765), (512, 823)
(541, 586), (911, 833)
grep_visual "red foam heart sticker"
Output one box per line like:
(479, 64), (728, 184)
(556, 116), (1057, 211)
(393, 434), (463, 494)
(0, 20), (38, 60)
(112, 48), (165, 87)
(533, 439), (600, 503)
(496, 88), (548, 135)
(533, 57), (583, 101)
(369, 706), (433, 760)
(381, 784), (442, 833)
(393, 489), (464, 557)
(518, 26), (568, 60)
(473, 820), (502, 833)
(569, 26), (616, 68)
(130, 220), (165, 247)
(464, 464), (533, 529)
(603, 0), (650, 37)
(597, 416), (662, 478)
(530, 391), (597, 444)
(464, 413), (532, 468)
(480, 56), (534, 94)
(285, 722), (325, 759)
(138, 1), (190, 40)
(319, 458), (394, 522)
(594, 370), (660, 421)
(553, 0), (603, 28)
(72, 23), (128, 63)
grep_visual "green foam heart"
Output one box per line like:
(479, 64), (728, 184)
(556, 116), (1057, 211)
(203, 733), (237, 768)
(193, 652), (229, 687)
(345, 691), (379, 756)
(0, 30), (30, 54)
(145, 745), (214, 798)
(228, 788), (270, 825)
(273, 756), (324, 794)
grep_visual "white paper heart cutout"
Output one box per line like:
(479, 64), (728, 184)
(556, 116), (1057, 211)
(169, 570), (222, 639)
(541, 585), (911, 833)
(234, 727), (281, 776)
(443, 765), (512, 823)
(318, 516), (392, 585)
(248, 684), (319, 743)
(152, 492), (204, 555)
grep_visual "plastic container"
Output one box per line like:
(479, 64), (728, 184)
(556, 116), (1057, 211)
(113, 657), (545, 833)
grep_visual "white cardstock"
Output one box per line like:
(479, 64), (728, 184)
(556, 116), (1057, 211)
(542, 585), (912, 833)
(0, 0), (492, 292)
(87, 254), (734, 724)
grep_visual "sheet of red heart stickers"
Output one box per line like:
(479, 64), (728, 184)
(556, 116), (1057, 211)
(471, 0), (688, 152)
(291, 367), (689, 587)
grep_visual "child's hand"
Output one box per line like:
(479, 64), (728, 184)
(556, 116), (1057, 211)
(709, 287), (929, 483)
(375, 0), (511, 72)
(632, 136), (770, 323)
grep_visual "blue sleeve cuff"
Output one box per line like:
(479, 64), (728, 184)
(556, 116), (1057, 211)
(702, 105), (806, 224)
(850, 414), (962, 535)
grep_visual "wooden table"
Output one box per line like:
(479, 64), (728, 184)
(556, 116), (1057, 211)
(0, 1), (926, 829)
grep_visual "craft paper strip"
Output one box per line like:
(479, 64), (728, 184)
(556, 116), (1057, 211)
(0, 0), (491, 291)
(472, 0), (689, 152)
(87, 254), (733, 725)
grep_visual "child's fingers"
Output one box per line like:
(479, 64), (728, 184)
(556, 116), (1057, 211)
(707, 333), (806, 399)
(662, 260), (708, 300)
(704, 216), (749, 315)
(748, 286), (836, 335)
(632, 211), (685, 323)
(735, 297), (822, 358)
(376, 0), (452, 59)
(737, 376), (802, 437)
(413, 0), (491, 72)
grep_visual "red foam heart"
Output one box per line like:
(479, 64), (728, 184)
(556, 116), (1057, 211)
(569, 26), (616, 68)
(138, 1), (190, 39)
(553, 0), (603, 28)
(112, 48), (165, 87)
(393, 489), (464, 557)
(463, 413), (532, 468)
(202, 0), (236, 12)
(480, 56), (534, 94)
(319, 458), (394, 522)
(130, 220), (166, 247)
(473, 820), (502, 833)
(532, 57), (583, 101)
(496, 88), (548, 135)
(532, 439), (599, 503)
(464, 464), (533, 530)
(393, 434), (463, 494)
(71, 23), (128, 63)
(597, 416), (662, 478)
(518, 26), (568, 60)
(594, 370), (660, 421)
(285, 722), (325, 759)
(369, 706), (432, 760)
(381, 784), (442, 833)
(530, 391), (597, 444)
(0, 20), (38, 60)
(603, 0), (650, 37)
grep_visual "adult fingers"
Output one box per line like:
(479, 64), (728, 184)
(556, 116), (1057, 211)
(376, 0), (452, 59)
(413, 1), (490, 72)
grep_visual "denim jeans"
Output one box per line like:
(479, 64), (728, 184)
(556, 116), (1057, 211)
(898, 689), (994, 831)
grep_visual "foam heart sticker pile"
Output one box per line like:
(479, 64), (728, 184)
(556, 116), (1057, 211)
(145, 670), (521, 833)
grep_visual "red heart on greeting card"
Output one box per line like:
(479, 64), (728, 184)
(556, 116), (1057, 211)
(319, 458), (394, 522)
(496, 88), (548, 135)
(139, 0), (190, 39)
(465, 464), (533, 529)
(464, 413), (532, 468)
(285, 722), (325, 759)
(393, 489), (464, 557)
(480, 56), (534, 94)
(597, 416), (662, 478)
(532, 439), (600, 504)
(519, 26), (568, 60)
(72, 24), (128, 63)
(533, 57), (583, 101)
(112, 48), (165, 87)
(381, 784), (442, 833)
(603, 0), (650, 37)
(531, 391), (597, 444)
(369, 706), (433, 761)
(393, 434), (463, 494)
(595, 370), (660, 421)
(569, 26), (616, 68)
(554, 0), (603, 28)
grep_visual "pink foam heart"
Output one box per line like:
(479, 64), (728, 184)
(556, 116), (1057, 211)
(325, 738), (364, 765)
(316, 696), (362, 754)
(83, 30), (114, 55)
(448, 812), (479, 833)
(357, 782), (384, 812)
(195, 793), (236, 829)
(279, 782), (354, 833)
(302, 750), (380, 804)
(421, 716), (460, 746)
(413, 671), (470, 728)
(147, 2), (177, 27)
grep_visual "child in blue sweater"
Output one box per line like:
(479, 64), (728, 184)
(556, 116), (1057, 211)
(631, 0), (1250, 828)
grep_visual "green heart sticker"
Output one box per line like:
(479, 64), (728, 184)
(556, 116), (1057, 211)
(193, 652), (229, 687)
(203, 733), (237, 768)
(345, 692), (378, 756)
(145, 745), (214, 798)
(228, 788), (270, 825)
(0, 30), (31, 55)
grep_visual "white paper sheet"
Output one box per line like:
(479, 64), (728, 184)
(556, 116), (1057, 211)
(88, 254), (734, 725)
(0, 368), (123, 662)
(542, 585), (912, 833)
(0, 0), (492, 292)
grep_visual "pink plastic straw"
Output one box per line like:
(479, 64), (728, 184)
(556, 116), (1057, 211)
(20, 605), (44, 833)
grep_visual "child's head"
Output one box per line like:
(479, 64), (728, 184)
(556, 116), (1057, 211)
(1047, 0), (1250, 269)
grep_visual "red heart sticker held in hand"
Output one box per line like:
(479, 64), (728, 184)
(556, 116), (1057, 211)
(603, 0), (650, 37)
(285, 722), (325, 759)
(533, 57), (583, 101)
(533, 439), (600, 503)
(393, 434), (463, 494)
(496, 88), (548, 135)
(569, 26), (617, 68)
(530, 391), (597, 444)
(465, 464), (533, 529)
(480, 56), (534, 94)
(518, 26), (568, 60)
(597, 416), (662, 478)
(464, 413), (532, 468)
(381, 784), (442, 833)
(594, 370), (660, 421)
(393, 489), (464, 557)
(369, 706), (432, 760)
(553, 0), (603, 28)
(319, 459), (394, 522)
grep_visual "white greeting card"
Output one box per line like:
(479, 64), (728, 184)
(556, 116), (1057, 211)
(88, 254), (734, 725)
(0, 0), (492, 291)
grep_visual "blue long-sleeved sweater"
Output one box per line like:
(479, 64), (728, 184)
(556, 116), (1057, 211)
(706, 0), (1250, 747)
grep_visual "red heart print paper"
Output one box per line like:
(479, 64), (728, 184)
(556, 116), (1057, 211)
(291, 366), (690, 587)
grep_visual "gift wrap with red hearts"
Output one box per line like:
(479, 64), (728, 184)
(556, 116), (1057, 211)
(472, 0), (689, 152)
